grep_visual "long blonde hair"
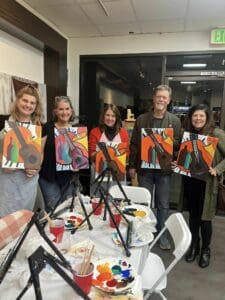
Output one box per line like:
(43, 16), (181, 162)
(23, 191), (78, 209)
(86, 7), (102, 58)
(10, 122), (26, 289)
(10, 85), (43, 125)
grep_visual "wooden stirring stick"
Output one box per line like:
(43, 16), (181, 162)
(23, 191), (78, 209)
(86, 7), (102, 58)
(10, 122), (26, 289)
(82, 245), (95, 275)
(44, 211), (53, 227)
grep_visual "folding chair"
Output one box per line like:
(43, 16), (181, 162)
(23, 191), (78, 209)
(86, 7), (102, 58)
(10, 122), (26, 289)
(142, 212), (191, 300)
(109, 185), (157, 225)
(109, 185), (152, 207)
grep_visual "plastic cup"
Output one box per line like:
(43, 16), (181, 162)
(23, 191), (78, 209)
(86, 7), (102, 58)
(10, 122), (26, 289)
(91, 198), (102, 215)
(73, 263), (94, 294)
(109, 213), (122, 228)
(49, 218), (65, 243)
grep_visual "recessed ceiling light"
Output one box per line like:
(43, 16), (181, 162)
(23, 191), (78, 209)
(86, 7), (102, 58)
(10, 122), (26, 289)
(180, 81), (197, 84)
(183, 63), (207, 68)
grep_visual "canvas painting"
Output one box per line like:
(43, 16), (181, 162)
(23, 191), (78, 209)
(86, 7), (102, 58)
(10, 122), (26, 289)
(55, 127), (89, 171)
(174, 131), (219, 181)
(2, 121), (42, 169)
(141, 128), (174, 170)
(95, 142), (127, 181)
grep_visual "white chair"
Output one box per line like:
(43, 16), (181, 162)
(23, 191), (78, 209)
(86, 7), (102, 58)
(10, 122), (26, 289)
(109, 185), (157, 225)
(142, 212), (192, 300)
(109, 185), (152, 207)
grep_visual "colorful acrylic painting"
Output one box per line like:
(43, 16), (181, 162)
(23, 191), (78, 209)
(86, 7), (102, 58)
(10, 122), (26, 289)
(2, 121), (42, 169)
(141, 128), (174, 170)
(92, 258), (135, 292)
(55, 127), (89, 171)
(95, 142), (127, 181)
(174, 131), (219, 181)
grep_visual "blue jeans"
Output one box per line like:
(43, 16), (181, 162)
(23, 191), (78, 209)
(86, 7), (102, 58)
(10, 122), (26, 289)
(138, 171), (171, 236)
(39, 174), (73, 212)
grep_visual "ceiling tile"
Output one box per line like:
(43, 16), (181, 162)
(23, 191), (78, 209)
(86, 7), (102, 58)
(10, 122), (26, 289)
(34, 4), (90, 25)
(140, 19), (184, 33)
(132, 0), (188, 21)
(23, 0), (75, 7)
(59, 24), (101, 37)
(97, 22), (141, 36)
(185, 18), (225, 31)
(187, 0), (225, 19)
(80, 0), (136, 24)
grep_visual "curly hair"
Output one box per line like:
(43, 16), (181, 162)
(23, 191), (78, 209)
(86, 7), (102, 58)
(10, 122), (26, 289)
(10, 85), (43, 125)
(52, 96), (75, 122)
(99, 104), (122, 134)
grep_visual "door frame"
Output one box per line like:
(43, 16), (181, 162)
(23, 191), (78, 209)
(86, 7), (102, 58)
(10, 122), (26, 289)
(164, 75), (225, 130)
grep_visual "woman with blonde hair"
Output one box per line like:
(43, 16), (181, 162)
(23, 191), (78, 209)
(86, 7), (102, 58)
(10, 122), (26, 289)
(0, 85), (44, 217)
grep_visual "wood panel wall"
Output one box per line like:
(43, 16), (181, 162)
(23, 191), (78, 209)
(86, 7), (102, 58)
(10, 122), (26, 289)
(0, 1), (67, 121)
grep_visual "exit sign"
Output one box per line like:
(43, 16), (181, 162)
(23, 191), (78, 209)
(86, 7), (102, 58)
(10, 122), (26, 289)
(211, 28), (225, 44)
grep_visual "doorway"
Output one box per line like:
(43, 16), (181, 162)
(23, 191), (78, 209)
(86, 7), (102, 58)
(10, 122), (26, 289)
(165, 76), (225, 129)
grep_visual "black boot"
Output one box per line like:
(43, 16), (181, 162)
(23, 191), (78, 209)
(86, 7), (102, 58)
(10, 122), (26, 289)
(185, 241), (200, 263)
(199, 247), (210, 268)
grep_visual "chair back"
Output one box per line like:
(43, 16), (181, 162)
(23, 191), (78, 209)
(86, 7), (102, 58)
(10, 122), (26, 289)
(165, 212), (192, 259)
(143, 213), (191, 299)
(109, 185), (152, 207)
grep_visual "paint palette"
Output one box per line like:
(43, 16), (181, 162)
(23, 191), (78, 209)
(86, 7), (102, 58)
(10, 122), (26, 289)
(122, 204), (150, 221)
(112, 223), (154, 247)
(92, 258), (136, 293)
(61, 212), (85, 230)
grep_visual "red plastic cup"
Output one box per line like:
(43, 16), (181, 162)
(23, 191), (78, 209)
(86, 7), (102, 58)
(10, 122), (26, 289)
(49, 218), (65, 243)
(91, 198), (102, 215)
(73, 263), (94, 294)
(109, 213), (122, 228)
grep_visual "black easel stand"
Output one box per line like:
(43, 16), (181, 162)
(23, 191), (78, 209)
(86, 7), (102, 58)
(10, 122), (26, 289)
(0, 210), (88, 300)
(49, 174), (93, 231)
(70, 142), (133, 257)
(16, 246), (90, 300)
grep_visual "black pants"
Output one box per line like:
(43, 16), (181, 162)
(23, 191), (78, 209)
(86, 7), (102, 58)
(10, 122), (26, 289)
(184, 176), (212, 249)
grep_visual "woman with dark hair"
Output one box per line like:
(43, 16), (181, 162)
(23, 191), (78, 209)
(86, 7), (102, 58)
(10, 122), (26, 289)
(89, 104), (129, 196)
(39, 96), (76, 212)
(0, 85), (44, 217)
(183, 104), (225, 268)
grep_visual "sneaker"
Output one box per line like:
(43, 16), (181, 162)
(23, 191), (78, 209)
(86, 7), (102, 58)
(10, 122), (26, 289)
(159, 238), (171, 250)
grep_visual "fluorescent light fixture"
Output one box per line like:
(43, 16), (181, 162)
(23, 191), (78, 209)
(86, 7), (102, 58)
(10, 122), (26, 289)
(180, 81), (197, 84)
(183, 63), (207, 68)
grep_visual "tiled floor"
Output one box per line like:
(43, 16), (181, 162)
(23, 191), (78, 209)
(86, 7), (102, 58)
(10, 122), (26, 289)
(148, 212), (225, 300)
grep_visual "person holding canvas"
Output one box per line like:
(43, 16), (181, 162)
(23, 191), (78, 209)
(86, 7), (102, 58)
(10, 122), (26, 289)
(182, 104), (225, 268)
(0, 85), (44, 217)
(129, 85), (181, 250)
(39, 96), (78, 212)
(89, 104), (129, 196)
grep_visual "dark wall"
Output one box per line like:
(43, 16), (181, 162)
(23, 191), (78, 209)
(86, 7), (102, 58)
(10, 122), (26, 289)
(0, 1), (67, 121)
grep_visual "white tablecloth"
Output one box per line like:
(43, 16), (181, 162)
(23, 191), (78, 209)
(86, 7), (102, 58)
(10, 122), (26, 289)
(0, 197), (156, 300)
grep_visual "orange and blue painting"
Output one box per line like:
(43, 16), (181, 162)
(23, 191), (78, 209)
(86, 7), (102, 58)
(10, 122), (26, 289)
(55, 127), (89, 171)
(95, 142), (127, 181)
(2, 121), (42, 170)
(174, 131), (218, 181)
(141, 128), (174, 170)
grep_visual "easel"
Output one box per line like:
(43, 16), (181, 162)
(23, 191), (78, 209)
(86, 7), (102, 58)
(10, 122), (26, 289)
(71, 142), (133, 257)
(49, 173), (93, 231)
(0, 210), (89, 300)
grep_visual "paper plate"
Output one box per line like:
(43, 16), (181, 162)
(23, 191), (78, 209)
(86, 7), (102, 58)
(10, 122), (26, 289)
(112, 223), (154, 247)
(61, 212), (85, 230)
(92, 258), (136, 293)
(122, 204), (150, 221)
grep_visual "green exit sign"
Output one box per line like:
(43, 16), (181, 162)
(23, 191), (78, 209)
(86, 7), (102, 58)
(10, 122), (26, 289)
(211, 28), (225, 44)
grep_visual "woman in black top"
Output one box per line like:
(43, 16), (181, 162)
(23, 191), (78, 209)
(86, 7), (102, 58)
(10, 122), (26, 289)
(39, 96), (75, 212)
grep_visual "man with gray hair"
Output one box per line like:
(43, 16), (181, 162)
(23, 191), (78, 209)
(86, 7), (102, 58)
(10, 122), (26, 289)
(129, 85), (181, 249)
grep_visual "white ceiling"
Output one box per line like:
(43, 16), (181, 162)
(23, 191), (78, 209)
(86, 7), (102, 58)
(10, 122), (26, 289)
(20, 0), (225, 38)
